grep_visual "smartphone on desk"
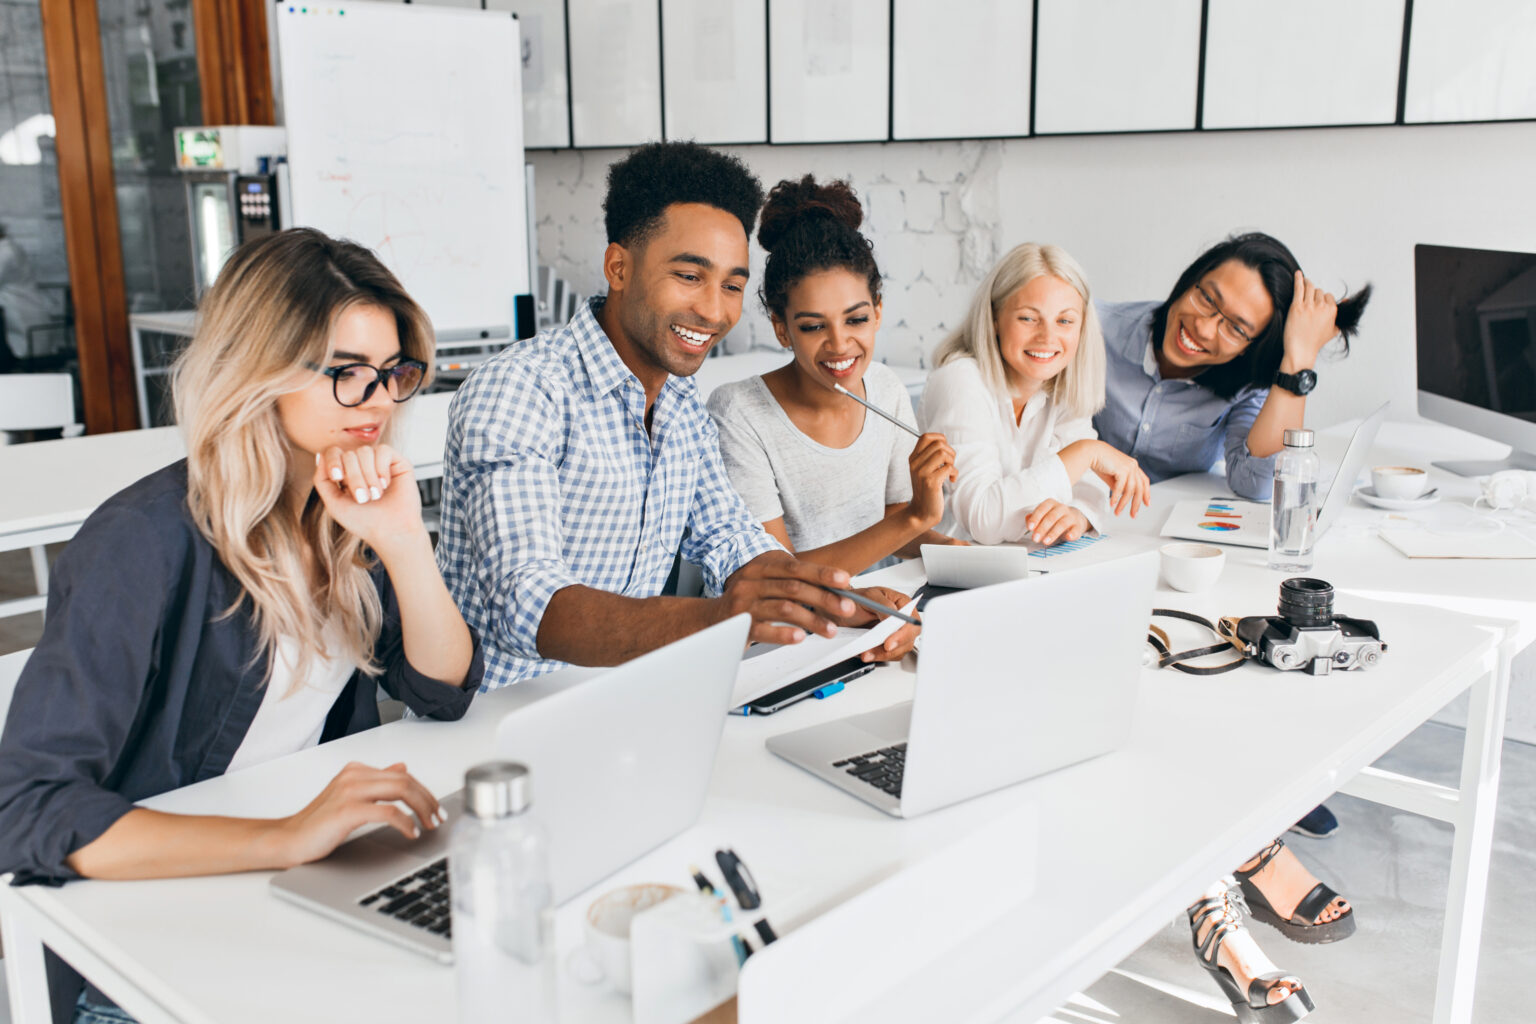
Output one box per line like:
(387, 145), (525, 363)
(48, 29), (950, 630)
(733, 657), (876, 716)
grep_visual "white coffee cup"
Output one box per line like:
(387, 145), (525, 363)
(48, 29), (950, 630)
(1159, 542), (1226, 593)
(574, 882), (684, 995)
(1371, 465), (1429, 500)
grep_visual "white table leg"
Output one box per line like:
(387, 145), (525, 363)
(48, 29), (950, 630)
(1432, 647), (1512, 1024)
(28, 543), (49, 623)
(2, 903), (56, 1024)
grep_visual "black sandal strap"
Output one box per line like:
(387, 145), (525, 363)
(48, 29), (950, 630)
(1234, 838), (1286, 881)
(1290, 882), (1343, 926)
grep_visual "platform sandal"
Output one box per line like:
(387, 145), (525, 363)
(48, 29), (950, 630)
(1189, 887), (1315, 1024)
(1234, 838), (1356, 944)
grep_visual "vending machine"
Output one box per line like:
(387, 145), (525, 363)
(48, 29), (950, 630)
(173, 125), (288, 294)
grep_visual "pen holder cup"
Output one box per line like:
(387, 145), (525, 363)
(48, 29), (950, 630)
(630, 891), (762, 1024)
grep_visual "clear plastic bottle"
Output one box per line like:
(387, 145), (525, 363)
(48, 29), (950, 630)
(450, 762), (557, 1024)
(1269, 428), (1320, 572)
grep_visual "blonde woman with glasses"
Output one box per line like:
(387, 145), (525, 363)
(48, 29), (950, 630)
(0, 228), (481, 1023)
(917, 242), (1151, 548)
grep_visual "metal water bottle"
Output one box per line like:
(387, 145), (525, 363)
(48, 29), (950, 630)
(1269, 428), (1320, 573)
(450, 762), (556, 1023)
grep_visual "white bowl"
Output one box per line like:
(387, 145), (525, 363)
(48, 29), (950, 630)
(1159, 542), (1227, 593)
(1371, 465), (1429, 500)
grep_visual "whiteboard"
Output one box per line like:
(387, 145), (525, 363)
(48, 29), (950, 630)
(769, 0), (889, 143)
(892, 0), (1030, 140)
(1405, 0), (1536, 122)
(276, 2), (529, 337)
(487, 0), (571, 149)
(1203, 0), (1403, 129)
(662, 0), (767, 144)
(1035, 0), (1201, 134)
(569, 0), (663, 147)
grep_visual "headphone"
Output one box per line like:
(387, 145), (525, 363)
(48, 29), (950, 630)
(1479, 470), (1536, 511)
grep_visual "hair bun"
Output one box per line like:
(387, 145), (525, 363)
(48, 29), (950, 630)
(757, 175), (864, 254)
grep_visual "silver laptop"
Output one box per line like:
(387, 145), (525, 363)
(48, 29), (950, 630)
(270, 613), (750, 962)
(768, 552), (1156, 818)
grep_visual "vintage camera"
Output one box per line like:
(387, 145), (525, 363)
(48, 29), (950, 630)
(1233, 578), (1387, 675)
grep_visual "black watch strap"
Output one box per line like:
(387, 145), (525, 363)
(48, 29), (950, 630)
(1273, 368), (1317, 396)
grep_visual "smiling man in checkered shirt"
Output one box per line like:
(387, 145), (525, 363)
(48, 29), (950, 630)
(437, 142), (916, 690)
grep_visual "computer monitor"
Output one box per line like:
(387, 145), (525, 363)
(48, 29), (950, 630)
(1416, 243), (1536, 476)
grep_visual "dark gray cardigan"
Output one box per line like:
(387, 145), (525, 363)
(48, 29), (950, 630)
(0, 460), (482, 884)
(0, 460), (483, 1019)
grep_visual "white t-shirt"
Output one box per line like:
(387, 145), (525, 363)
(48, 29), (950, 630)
(226, 633), (356, 773)
(707, 362), (916, 570)
(917, 357), (1109, 545)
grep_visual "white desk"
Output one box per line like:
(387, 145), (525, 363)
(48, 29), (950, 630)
(0, 419), (1525, 1024)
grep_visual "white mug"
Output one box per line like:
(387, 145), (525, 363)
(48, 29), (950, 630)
(1159, 543), (1226, 593)
(1371, 465), (1429, 500)
(569, 883), (684, 995)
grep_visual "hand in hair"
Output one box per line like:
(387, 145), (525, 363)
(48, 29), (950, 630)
(1058, 440), (1152, 518)
(1024, 499), (1091, 547)
(272, 761), (443, 867)
(313, 443), (426, 556)
(1281, 270), (1341, 370)
(905, 432), (959, 529)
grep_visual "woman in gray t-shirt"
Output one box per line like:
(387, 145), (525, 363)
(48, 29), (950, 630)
(707, 175), (962, 577)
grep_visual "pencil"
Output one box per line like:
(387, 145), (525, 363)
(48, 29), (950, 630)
(824, 586), (921, 626)
(832, 383), (923, 439)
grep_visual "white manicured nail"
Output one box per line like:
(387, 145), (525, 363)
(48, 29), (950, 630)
(330, 467), (343, 482)
(354, 488), (368, 503)
(370, 486), (381, 500)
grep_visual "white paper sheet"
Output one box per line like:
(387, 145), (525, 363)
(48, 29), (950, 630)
(730, 600), (917, 708)
(1379, 528), (1536, 559)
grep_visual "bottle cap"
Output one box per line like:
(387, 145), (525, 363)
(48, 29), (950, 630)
(1283, 428), (1314, 448)
(463, 761), (532, 819)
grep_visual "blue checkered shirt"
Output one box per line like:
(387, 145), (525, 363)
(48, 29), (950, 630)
(436, 297), (782, 690)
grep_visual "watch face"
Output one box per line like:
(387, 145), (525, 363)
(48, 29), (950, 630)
(1278, 369), (1317, 395)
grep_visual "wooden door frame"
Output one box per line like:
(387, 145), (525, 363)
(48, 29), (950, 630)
(38, 0), (137, 434)
(37, 0), (274, 434)
(192, 0), (275, 126)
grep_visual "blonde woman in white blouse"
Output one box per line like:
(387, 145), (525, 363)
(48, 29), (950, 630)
(917, 242), (1150, 547)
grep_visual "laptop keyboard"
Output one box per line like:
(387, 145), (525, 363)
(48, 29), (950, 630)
(833, 743), (906, 798)
(358, 857), (452, 938)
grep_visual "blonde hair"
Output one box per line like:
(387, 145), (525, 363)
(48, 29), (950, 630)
(173, 228), (434, 688)
(932, 242), (1106, 420)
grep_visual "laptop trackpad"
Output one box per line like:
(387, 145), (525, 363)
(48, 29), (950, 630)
(844, 702), (914, 746)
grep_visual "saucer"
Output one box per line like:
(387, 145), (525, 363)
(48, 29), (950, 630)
(1355, 485), (1440, 510)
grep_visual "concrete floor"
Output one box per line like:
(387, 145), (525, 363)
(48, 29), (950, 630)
(1, 549), (1532, 1023)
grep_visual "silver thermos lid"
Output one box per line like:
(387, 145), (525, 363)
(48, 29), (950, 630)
(463, 761), (532, 819)
(1282, 428), (1315, 448)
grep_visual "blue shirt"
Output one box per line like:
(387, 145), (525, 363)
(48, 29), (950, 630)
(437, 297), (781, 690)
(1093, 300), (1277, 500)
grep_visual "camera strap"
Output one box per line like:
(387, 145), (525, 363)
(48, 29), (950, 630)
(1146, 609), (1249, 675)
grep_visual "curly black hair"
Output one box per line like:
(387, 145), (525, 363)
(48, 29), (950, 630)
(756, 175), (882, 321)
(602, 141), (765, 250)
(1151, 232), (1372, 399)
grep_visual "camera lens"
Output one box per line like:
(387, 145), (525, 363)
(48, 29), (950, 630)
(1279, 577), (1334, 628)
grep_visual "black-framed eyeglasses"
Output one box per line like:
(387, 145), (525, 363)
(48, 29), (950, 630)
(1188, 283), (1254, 347)
(307, 359), (427, 407)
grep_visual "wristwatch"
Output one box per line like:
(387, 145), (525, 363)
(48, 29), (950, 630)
(1273, 368), (1317, 396)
